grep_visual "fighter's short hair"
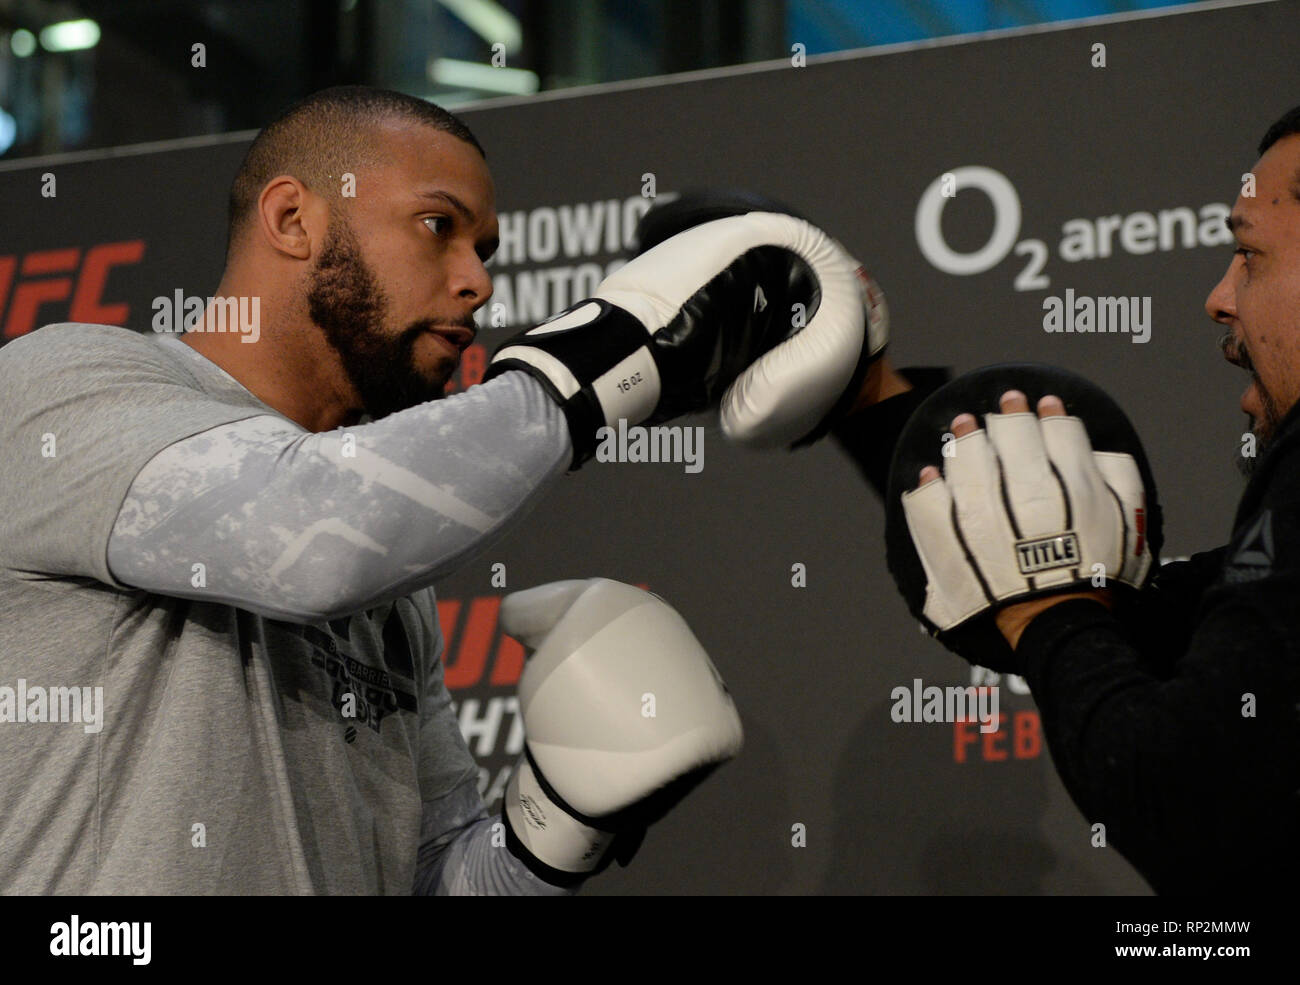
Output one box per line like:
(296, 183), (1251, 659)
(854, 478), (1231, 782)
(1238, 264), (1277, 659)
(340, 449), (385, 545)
(224, 85), (484, 262)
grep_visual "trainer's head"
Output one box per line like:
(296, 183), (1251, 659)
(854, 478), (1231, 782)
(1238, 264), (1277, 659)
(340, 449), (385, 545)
(223, 85), (498, 423)
(1207, 105), (1300, 470)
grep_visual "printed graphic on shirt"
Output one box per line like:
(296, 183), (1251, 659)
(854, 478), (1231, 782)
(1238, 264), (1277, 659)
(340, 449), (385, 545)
(304, 609), (418, 734)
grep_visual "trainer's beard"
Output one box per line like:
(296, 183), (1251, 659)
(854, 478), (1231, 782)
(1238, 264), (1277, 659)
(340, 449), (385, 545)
(306, 211), (460, 421)
(1221, 331), (1284, 477)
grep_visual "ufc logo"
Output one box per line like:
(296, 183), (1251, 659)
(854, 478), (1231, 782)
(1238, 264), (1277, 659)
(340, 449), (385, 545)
(437, 596), (525, 690)
(0, 240), (145, 340)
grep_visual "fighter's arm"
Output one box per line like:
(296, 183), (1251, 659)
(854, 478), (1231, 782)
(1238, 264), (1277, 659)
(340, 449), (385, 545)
(108, 212), (872, 623)
(409, 616), (577, 896)
(107, 371), (571, 623)
(998, 544), (1229, 675)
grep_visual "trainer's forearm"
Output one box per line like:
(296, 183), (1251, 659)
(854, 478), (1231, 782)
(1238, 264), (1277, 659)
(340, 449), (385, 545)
(833, 365), (952, 500)
(849, 355), (915, 413)
(1017, 594), (1300, 892)
(107, 371), (570, 622)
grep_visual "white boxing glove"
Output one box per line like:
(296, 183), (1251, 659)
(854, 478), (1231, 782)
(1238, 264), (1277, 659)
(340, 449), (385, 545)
(720, 254), (888, 448)
(499, 579), (743, 881)
(486, 210), (871, 466)
(631, 190), (890, 449)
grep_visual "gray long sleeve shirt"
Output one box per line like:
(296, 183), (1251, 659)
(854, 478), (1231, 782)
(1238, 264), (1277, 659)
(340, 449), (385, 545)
(0, 322), (573, 895)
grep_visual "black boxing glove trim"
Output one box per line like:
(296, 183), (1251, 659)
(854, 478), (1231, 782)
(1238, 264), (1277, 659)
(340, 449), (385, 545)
(644, 246), (820, 425)
(502, 745), (621, 884)
(501, 810), (593, 889)
(485, 299), (659, 470)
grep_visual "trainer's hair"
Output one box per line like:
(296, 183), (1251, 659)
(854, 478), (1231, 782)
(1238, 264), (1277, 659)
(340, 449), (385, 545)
(1258, 104), (1300, 203)
(224, 85), (484, 263)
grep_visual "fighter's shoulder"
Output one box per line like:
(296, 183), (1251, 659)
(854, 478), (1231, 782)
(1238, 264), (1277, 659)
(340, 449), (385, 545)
(0, 322), (180, 381)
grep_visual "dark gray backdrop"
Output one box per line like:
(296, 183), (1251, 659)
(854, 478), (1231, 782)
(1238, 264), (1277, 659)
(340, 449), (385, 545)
(3, 0), (1297, 894)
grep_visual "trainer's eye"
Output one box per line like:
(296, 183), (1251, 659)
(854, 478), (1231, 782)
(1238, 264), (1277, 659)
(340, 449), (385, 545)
(1234, 247), (1255, 263)
(424, 216), (451, 236)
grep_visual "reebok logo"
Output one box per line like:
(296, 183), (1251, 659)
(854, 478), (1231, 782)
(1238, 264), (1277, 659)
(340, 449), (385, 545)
(1224, 510), (1274, 583)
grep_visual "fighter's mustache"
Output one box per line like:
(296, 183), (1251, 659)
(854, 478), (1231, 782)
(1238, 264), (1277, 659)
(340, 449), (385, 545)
(408, 317), (478, 349)
(413, 316), (477, 332)
(432, 317), (477, 332)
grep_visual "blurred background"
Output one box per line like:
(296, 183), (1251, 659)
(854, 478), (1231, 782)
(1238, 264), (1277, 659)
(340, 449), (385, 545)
(0, 0), (1210, 160)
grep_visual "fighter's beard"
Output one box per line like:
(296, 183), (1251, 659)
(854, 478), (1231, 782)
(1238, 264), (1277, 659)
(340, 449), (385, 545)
(306, 213), (453, 421)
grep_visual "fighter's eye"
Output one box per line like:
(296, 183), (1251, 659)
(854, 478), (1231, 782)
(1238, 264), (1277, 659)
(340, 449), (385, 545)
(1234, 247), (1256, 263)
(424, 216), (451, 236)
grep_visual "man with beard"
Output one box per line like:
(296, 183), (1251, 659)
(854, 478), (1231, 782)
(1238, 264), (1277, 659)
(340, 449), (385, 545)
(0, 86), (873, 893)
(836, 106), (1300, 892)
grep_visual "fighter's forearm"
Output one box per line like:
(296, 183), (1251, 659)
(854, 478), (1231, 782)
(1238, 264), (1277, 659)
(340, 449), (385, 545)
(411, 779), (578, 896)
(414, 814), (580, 896)
(106, 371), (570, 622)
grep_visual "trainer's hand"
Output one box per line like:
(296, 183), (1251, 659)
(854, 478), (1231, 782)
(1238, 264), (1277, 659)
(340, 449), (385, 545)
(912, 389), (1116, 650)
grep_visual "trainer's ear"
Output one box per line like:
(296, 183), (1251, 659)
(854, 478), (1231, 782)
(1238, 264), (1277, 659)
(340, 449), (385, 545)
(498, 580), (594, 648)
